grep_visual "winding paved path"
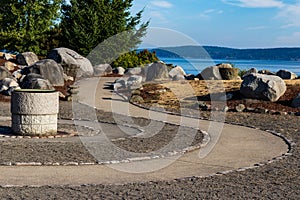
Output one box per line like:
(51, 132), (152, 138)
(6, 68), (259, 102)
(0, 77), (288, 186)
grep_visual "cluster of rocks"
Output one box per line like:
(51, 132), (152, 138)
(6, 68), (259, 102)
(0, 48), (95, 99)
(194, 100), (299, 115)
(196, 63), (240, 80)
(110, 61), (300, 107)
(242, 68), (298, 80)
(1, 47), (299, 107)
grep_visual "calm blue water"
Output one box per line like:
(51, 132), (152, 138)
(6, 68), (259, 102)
(159, 57), (300, 76)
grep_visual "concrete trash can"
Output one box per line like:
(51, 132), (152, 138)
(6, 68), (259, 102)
(11, 89), (59, 136)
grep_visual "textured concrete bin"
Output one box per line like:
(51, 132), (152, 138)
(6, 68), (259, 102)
(11, 89), (59, 136)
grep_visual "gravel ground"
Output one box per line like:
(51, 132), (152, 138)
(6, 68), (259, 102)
(0, 101), (203, 164)
(0, 100), (299, 199)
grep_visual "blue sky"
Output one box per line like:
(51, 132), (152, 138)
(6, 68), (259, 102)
(131, 0), (300, 48)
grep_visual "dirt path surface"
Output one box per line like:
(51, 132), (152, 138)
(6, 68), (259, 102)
(0, 77), (295, 199)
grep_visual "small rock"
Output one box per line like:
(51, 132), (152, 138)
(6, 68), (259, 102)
(246, 107), (255, 112)
(4, 61), (17, 71)
(185, 74), (196, 80)
(130, 95), (144, 104)
(258, 69), (275, 75)
(291, 93), (300, 108)
(66, 95), (73, 101)
(198, 101), (207, 107)
(113, 67), (125, 75)
(223, 106), (229, 112)
(132, 90), (141, 96)
(58, 91), (66, 98)
(235, 104), (245, 112)
(255, 108), (268, 114)
(0, 78), (19, 95)
(63, 73), (74, 82)
(12, 70), (23, 80)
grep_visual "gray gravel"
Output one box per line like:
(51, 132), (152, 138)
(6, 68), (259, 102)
(0, 101), (299, 199)
(0, 101), (203, 164)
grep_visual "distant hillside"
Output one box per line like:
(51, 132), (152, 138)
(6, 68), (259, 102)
(148, 46), (300, 61)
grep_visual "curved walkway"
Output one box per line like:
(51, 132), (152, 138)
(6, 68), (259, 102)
(0, 77), (288, 186)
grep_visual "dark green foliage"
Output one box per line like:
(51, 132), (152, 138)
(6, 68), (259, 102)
(111, 49), (159, 69)
(60, 0), (149, 58)
(0, 0), (62, 55)
(239, 69), (248, 77)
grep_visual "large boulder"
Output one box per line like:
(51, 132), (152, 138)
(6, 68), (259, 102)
(169, 66), (186, 79)
(127, 75), (143, 89)
(242, 68), (258, 79)
(291, 93), (300, 108)
(199, 66), (222, 80)
(0, 66), (12, 80)
(145, 62), (169, 82)
(240, 73), (286, 102)
(199, 63), (233, 80)
(219, 68), (240, 80)
(113, 75), (143, 90)
(20, 73), (54, 90)
(47, 48), (94, 78)
(93, 64), (112, 76)
(276, 69), (298, 80)
(16, 52), (39, 66)
(22, 59), (64, 86)
(126, 67), (142, 76)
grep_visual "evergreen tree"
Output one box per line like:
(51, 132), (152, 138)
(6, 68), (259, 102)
(60, 0), (149, 63)
(0, 0), (62, 55)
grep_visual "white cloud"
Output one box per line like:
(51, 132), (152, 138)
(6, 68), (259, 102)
(150, 11), (166, 20)
(150, 1), (173, 8)
(222, 0), (284, 8)
(246, 26), (268, 31)
(195, 9), (223, 19)
(277, 3), (300, 27)
(223, 0), (300, 28)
